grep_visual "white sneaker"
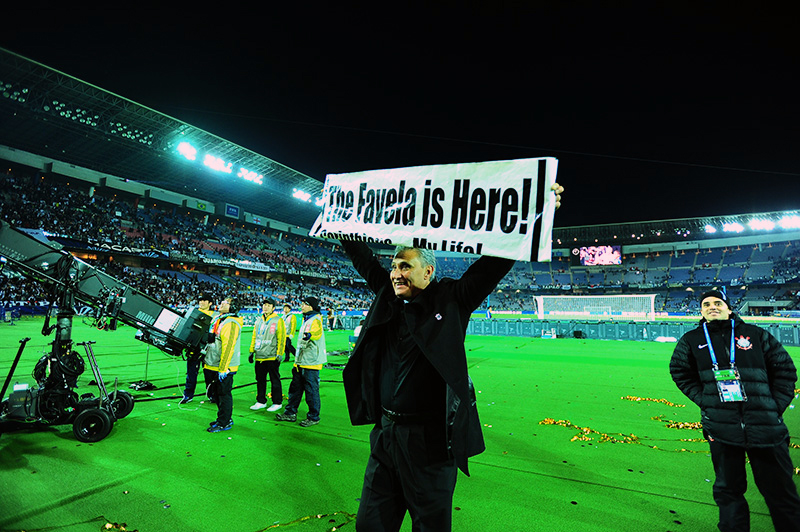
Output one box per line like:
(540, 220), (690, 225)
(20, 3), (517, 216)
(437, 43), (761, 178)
(250, 402), (268, 410)
(266, 403), (283, 412)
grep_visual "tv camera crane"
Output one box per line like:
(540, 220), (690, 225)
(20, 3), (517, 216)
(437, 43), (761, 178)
(0, 221), (211, 442)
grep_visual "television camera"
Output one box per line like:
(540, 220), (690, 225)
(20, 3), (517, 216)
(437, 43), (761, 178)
(0, 221), (211, 442)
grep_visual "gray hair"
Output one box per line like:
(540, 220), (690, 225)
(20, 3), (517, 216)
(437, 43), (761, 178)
(394, 245), (437, 281)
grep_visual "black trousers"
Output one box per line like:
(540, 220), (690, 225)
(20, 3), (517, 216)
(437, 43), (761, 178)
(204, 368), (234, 425)
(203, 368), (218, 401)
(213, 371), (235, 425)
(254, 359), (282, 405)
(284, 338), (296, 362)
(182, 356), (202, 398)
(709, 437), (800, 532)
(356, 415), (457, 532)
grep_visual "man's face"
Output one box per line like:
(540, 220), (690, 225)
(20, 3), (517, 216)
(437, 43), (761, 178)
(263, 303), (274, 315)
(301, 302), (312, 313)
(218, 300), (231, 314)
(283, 305), (291, 314)
(701, 297), (731, 322)
(198, 298), (211, 310)
(390, 249), (433, 299)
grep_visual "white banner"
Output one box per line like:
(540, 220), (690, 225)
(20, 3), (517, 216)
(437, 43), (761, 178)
(310, 157), (558, 262)
(233, 259), (273, 272)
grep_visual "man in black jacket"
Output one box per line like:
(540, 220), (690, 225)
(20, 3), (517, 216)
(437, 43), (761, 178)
(670, 289), (800, 532)
(341, 184), (563, 532)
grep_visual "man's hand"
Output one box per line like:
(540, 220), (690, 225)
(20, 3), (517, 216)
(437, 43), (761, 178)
(218, 371), (229, 381)
(248, 352), (254, 363)
(551, 182), (564, 209)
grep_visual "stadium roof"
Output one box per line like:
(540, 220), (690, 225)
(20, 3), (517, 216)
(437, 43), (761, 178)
(2, 47), (799, 251)
(557, 211), (800, 250)
(0, 48), (325, 228)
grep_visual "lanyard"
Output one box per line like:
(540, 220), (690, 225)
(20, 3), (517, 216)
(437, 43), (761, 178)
(702, 319), (736, 369)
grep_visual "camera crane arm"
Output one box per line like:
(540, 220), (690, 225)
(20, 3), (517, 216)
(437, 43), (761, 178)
(0, 220), (211, 355)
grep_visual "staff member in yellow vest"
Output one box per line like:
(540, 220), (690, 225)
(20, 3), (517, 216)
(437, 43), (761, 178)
(249, 298), (286, 412)
(180, 292), (215, 404)
(276, 296), (327, 427)
(204, 297), (243, 433)
(282, 302), (298, 362)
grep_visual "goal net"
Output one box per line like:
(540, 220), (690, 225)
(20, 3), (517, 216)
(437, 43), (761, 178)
(535, 294), (656, 321)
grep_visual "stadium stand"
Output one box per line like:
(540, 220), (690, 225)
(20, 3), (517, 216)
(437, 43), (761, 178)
(0, 47), (797, 326)
(2, 161), (799, 322)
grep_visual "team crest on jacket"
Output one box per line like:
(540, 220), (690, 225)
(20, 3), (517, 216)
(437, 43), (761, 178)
(735, 336), (753, 350)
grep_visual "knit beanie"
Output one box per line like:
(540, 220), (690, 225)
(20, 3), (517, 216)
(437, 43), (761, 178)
(700, 289), (729, 308)
(304, 296), (321, 312)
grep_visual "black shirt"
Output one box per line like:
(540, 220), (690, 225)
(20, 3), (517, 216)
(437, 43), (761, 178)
(380, 298), (446, 414)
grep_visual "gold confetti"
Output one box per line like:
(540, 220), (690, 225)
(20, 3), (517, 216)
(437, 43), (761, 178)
(102, 523), (135, 531)
(651, 415), (702, 430)
(261, 511), (357, 530)
(621, 396), (685, 408)
(539, 415), (707, 453)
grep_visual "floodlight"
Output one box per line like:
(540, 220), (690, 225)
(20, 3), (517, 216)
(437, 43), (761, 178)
(293, 189), (311, 202)
(203, 154), (232, 174)
(704, 225), (717, 233)
(722, 222), (744, 233)
(778, 215), (800, 229)
(748, 219), (774, 231)
(176, 141), (197, 161)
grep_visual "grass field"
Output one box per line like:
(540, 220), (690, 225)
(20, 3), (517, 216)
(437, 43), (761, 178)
(0, 317), (797, 532)
(476, 311), (800, 325)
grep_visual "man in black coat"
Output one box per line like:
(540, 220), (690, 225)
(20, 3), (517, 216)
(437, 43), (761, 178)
(670, 289), (800, 532)
(340, 183), (563, 531)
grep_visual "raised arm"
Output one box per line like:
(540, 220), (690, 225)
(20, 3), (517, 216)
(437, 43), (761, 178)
(339, 240), (390, 295)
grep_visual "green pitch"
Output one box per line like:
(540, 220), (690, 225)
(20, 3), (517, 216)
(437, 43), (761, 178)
(0, 318), (797, 531)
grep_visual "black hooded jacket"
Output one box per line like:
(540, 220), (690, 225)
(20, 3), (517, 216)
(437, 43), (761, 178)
(669, 314), (797, 448)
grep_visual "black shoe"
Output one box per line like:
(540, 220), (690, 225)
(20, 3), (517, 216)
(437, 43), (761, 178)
(275, 413), (296, 422)
(207, 421), (233, 433)
(179, 396), (193, 404)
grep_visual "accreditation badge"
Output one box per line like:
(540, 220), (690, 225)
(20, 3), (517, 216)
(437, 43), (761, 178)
(713, 368), (747, 402)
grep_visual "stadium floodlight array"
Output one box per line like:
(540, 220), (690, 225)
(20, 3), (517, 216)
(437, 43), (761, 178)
(535, 294), (656, 321)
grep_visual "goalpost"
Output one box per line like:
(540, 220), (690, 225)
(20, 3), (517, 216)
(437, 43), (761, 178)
(535, 294), (656, 321)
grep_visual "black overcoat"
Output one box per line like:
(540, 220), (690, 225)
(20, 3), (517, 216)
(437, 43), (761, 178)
(340, 240), (514, 475)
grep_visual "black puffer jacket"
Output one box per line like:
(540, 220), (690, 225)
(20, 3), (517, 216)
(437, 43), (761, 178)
(670, 315), (797, 448)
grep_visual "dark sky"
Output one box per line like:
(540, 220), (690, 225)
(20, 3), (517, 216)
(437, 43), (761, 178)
(2, 5), (798, 227)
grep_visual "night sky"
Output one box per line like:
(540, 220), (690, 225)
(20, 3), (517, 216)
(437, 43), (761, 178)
(2, 5), (798, 228)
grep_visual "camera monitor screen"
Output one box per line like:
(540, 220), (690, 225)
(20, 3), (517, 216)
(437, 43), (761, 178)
(572, 245), (622, 266)
(153, 308), (182, 333)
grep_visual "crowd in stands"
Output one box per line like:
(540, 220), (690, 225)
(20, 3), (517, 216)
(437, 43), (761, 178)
(0, 170), (375, 313)
(1, 168), (799, 317)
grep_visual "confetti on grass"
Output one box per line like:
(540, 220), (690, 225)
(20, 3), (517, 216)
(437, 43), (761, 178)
(621, 395), (685, 407)
(539, 395), (711, 453)
(261, 511), (357, 530)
